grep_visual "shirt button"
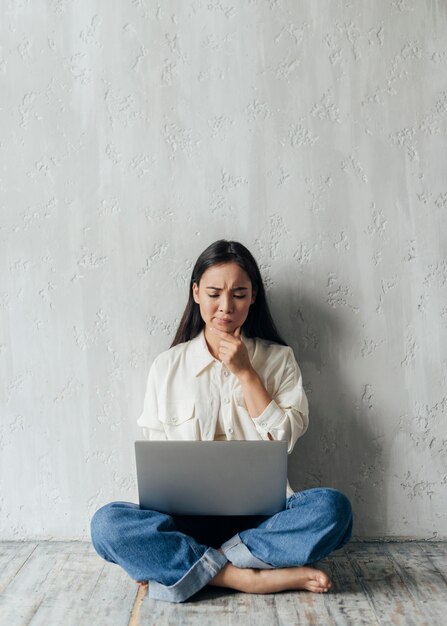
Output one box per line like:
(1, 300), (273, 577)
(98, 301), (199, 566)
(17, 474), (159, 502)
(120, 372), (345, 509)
(171, 417), (178, 424)
(224, 370), (229, 377)
(224, 398), (230, 404)
(228, 427), (234, 435)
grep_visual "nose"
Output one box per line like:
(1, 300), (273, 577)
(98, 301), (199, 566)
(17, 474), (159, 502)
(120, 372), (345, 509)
(219, 294), (233, 313)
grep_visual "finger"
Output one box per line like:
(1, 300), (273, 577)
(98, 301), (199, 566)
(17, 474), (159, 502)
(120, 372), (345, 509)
(210, 326), (233, 337)
(233, 326), (241, 337)
(218, 339), (236, 350)
(213, 331), (238, 345)
(219, 349), (235, 361)
(218, 347), (232, 359)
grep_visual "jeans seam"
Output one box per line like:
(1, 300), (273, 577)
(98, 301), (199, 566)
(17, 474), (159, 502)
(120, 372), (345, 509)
(289, 491), (304, 502)
(186, 537), (205, 559)
(221, 539), (239, 550)
(265, 513), (280, 530)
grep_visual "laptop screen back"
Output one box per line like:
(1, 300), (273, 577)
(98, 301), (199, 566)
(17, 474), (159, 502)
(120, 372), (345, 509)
(134, 440), (288, 516)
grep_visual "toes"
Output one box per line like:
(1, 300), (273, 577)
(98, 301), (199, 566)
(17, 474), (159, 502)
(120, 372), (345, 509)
(309, 586), (330, 593)
(310, 584), (329, 592)
(307, 578), (331, 593)
(317, 574), (331, 587)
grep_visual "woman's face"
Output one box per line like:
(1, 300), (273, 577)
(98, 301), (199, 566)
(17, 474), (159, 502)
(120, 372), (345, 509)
(192, 262), (256, 333)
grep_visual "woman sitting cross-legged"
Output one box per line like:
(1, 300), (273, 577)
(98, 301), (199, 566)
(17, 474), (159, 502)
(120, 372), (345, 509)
(90, 239), (353, 603)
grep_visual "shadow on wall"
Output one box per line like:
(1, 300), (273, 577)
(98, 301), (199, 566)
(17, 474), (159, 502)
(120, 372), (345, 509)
(270, 287), (387, 539)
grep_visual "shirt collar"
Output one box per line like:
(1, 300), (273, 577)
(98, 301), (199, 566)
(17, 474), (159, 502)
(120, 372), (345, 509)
(188, 327), (255, 377)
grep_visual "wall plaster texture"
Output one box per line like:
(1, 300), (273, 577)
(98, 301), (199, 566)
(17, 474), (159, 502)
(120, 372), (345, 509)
(1, 0), (446, 540)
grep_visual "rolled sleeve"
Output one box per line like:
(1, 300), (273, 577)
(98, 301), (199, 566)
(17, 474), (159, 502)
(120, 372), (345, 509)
(251, 399), (284, 431)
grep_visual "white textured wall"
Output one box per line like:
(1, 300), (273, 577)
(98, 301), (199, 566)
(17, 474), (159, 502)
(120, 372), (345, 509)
(1, 0), (446, 540)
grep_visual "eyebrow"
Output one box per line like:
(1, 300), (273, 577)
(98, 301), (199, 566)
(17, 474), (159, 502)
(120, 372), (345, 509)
(205, 286), (248, 291)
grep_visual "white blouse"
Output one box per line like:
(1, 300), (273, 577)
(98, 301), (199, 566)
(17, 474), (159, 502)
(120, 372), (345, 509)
(137, 328), (309, 498)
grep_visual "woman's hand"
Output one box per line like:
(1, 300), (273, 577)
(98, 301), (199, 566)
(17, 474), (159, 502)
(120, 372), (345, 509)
(210, 326), (254, 378)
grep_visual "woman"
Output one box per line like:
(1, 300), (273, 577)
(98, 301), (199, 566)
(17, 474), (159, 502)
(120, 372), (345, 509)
(90, 239), (353, 603)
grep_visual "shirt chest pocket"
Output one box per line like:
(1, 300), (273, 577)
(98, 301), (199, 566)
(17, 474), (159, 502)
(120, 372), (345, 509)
(159, 400), (198, 439)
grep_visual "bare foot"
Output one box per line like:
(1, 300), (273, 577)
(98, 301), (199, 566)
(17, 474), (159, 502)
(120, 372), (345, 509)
(253, 566), (331, 594)
(209, 550), (331, 594)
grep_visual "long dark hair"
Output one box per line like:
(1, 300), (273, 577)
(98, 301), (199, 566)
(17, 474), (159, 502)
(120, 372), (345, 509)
(170, 240), (288, 347)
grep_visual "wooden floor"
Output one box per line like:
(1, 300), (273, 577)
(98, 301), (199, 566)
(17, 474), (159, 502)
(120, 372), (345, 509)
(0, 541), (445, 626)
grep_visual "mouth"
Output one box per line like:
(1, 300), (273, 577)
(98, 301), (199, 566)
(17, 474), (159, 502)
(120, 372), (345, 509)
(215, 318), (233, 324)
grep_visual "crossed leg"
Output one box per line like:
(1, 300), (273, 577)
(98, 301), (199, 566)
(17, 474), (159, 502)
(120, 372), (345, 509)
(136, 487), (351, 596)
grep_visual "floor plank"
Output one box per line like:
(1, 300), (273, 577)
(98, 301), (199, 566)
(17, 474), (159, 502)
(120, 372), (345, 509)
(320, 553), (380, 625)
(417, 541), (447, 582)
(139, 587), (282, 626)
(345, 543), (431, 626)
(384, 543), (446, 624)
(0, 542), (38, 593)
(0, 541), (445, 626)
(0, 542), (137, 626)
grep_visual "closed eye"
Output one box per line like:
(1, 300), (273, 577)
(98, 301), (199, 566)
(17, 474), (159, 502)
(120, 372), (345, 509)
(208, 294), (246, 299)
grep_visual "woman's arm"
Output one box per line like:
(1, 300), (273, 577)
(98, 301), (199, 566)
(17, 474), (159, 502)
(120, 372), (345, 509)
(211, 327), (309, 449)
(238, 368), (272, 418)
(247, 347), (309, 452)
(211, 326), (272, 416)
(238, 369), (275, 440)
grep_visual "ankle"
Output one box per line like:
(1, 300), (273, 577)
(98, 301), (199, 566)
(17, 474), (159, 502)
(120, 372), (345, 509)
(209, 562), (258, 592)
(234, 566), (259, 593)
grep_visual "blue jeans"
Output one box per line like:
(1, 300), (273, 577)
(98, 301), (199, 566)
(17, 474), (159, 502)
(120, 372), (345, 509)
(90, 487), (353, 603)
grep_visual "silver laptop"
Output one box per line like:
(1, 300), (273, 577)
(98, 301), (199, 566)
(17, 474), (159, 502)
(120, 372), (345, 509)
(134, 441), (288, 516)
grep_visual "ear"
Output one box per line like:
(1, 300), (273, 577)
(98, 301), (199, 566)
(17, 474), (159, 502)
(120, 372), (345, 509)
(192, 282), (200, 304)
(250, 289), (257, 305)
